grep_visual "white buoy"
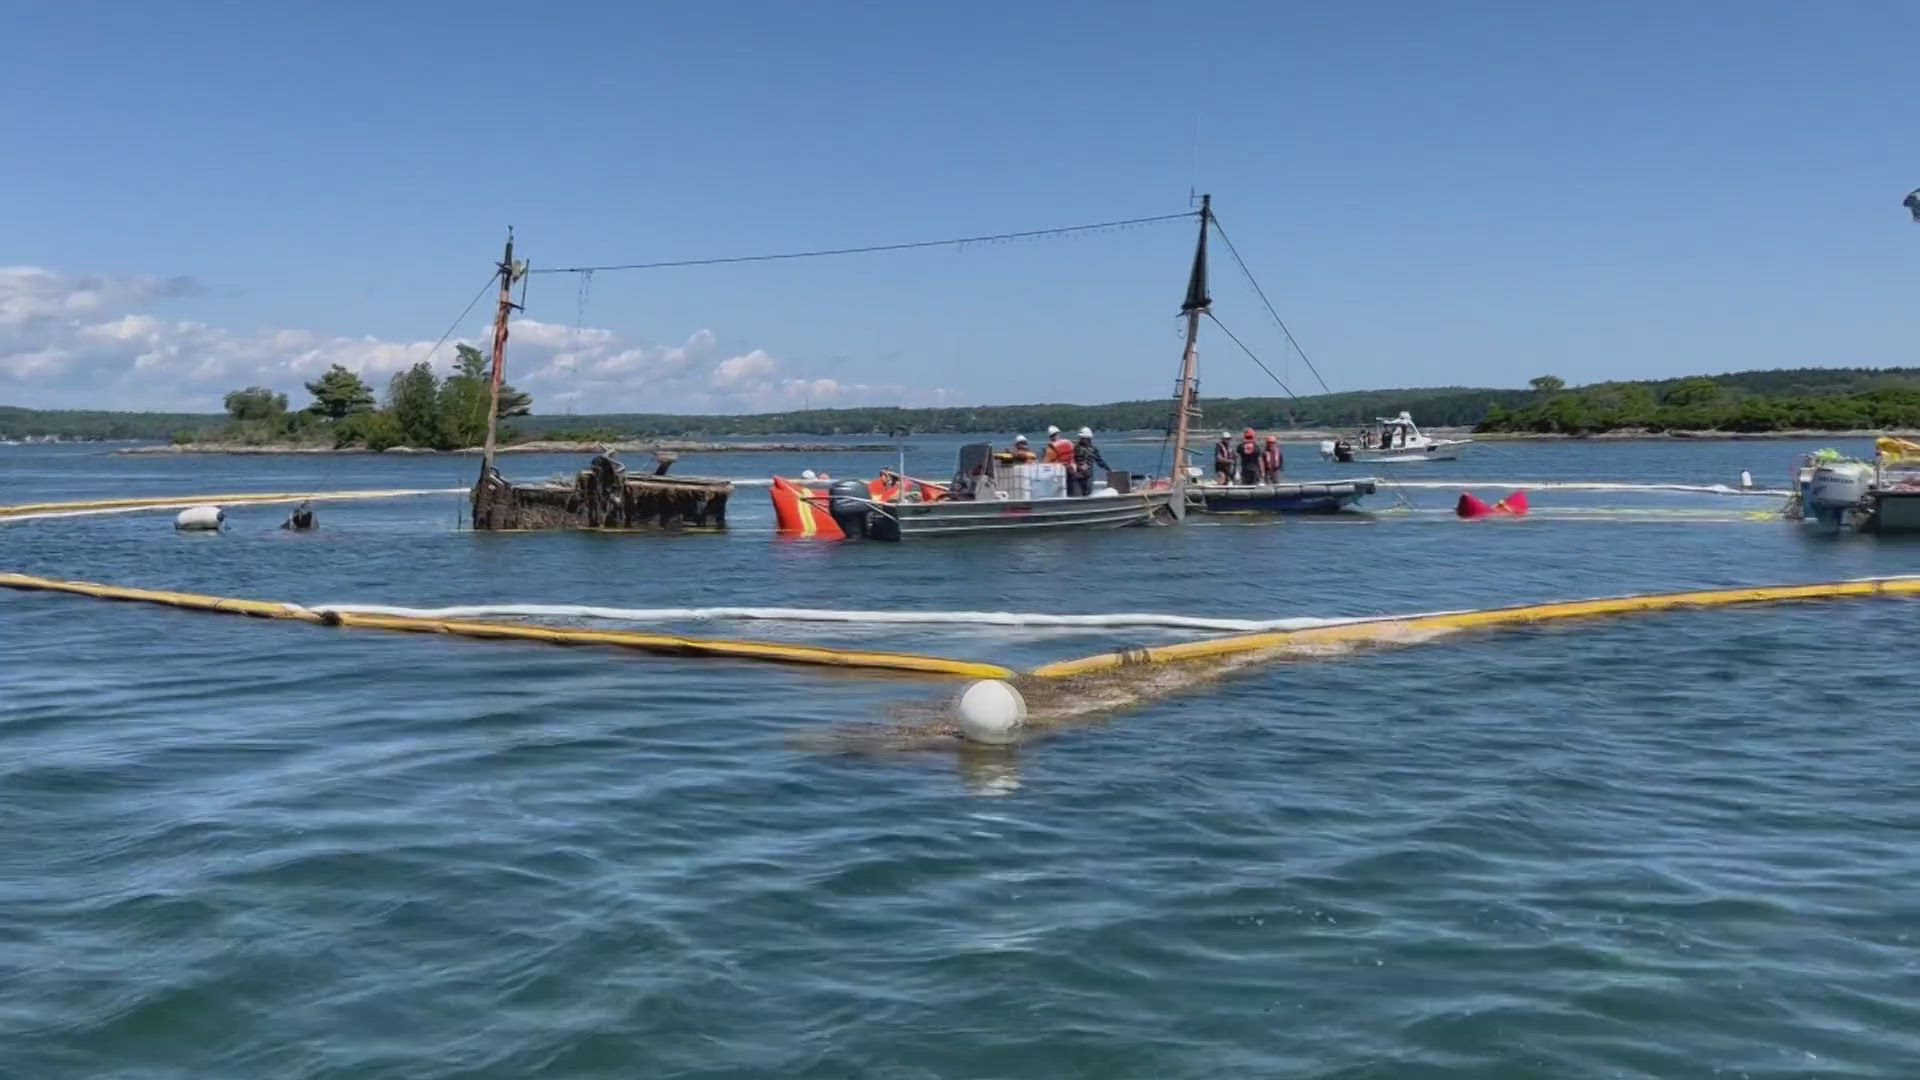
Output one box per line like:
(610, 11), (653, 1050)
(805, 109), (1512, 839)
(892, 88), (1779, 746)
(956, 679), (1027, 745)
(1740, 469), (1753, 489)
(174, 505), (225, 531)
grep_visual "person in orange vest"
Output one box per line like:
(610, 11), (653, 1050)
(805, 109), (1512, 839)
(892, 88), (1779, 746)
(1044, 425), (1073, 467)
(995, 435), (1037, 464)
(1261, 434), (1283, 483)
(1235, 427), (1262, 485)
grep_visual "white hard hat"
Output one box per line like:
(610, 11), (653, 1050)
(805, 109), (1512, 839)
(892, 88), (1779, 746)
(1077, 426), (1093, 439)
(1220, 431), (1230, 439)
(1046, 425), (1060, 436)
(800, 469), (816, 480)
(1014, 434), (1028, 443)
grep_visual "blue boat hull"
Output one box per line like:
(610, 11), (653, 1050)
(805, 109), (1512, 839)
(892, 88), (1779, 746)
(1194, 479), (1376, 515)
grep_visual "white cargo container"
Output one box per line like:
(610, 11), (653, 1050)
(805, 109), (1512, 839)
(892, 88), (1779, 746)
(1002, 462), (1066, 500)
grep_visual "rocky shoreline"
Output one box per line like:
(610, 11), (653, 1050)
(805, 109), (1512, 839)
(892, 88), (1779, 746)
(114, 439), (897, 456)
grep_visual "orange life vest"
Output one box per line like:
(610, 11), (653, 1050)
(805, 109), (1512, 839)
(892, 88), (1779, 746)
(1045, 437), (1073, 464)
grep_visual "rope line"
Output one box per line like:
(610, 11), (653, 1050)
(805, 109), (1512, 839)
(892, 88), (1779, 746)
(422, 270), (502, 370)
(528, 212), (1197, 275)
(1209, 212), (1334, 396)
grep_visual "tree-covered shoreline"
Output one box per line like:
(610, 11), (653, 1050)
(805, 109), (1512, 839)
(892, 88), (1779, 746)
(1477, 370), (1920, 435)
(8, 365), (1920, 444)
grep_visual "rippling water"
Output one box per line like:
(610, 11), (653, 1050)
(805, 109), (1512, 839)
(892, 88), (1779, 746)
(4, 438), (1919, 1078)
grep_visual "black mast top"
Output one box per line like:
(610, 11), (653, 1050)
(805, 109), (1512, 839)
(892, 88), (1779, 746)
(1181, 194), (1211, 314)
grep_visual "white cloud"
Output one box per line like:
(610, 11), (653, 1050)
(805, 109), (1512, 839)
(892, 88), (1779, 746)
(0, 264), (955, 413)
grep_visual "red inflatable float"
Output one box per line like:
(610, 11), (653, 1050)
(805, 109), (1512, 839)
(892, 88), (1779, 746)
(1455, 490), (1529, 518)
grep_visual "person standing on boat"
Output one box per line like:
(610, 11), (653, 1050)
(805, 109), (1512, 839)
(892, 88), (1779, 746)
(1213, 432), (1234, 484)
(1069, 427), (1109, 497)
(1261, 435), (1283, 483)
(1236, 428), (1263, 485)
(997, 435), (1037, 464)
(1044, 426), (1074, 467)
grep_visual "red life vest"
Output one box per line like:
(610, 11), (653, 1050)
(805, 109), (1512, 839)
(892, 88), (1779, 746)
(1262, 443), (1282, 472)
(1047, 436), (1073, 464)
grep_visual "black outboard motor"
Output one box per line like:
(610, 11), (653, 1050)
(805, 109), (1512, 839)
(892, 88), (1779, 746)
(1332, 440), (1354, 463)
(827, 479), (874, 538)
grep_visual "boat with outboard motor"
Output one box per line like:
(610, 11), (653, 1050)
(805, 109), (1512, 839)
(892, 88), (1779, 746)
(1321, 412), (1470, 463)
(1792, 439), (1920, 533)
(769, 195), (1228, 541)
(771, 446), (1172, 541)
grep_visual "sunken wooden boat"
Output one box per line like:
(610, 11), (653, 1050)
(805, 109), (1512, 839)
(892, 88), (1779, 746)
(472, 451), (730, 531)
(464, 231), (731, 533)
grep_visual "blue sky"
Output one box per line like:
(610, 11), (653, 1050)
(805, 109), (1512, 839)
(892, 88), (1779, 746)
(3, 1), (1915, 413)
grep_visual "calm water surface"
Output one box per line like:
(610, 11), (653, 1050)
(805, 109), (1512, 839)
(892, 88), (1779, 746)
(2, 439), (1918, 1078)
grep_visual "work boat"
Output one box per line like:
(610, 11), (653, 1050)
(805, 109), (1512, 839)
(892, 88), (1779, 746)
(771, 194), (1235, 541)
(1321, 412), (1471, 463)
(771, 447), (1172, 541)
(1793, 439), (1920, 533)
(1188, 471), (1377, 514)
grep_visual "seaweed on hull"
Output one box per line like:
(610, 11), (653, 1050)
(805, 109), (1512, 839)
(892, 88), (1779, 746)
(471, 451), (731, 531)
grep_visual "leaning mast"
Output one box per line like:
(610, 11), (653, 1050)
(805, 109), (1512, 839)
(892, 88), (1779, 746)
(480, 229), (522, 482)
(1169, 194), (1211, 517)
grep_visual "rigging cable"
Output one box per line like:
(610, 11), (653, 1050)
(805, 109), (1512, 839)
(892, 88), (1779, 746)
(528, 211), (1198, 275)
(1205, 311), (1414, 510)
(424, 270), (502, 370)
(1208, 211), (1334, 396)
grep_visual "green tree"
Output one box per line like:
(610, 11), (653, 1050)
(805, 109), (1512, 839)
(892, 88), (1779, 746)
(303, 364), (376, 420)
(441, 344), (532, 448)
(1528, 375), (1565, 397)
(1663, 376), (1724, 408)
(386, 363), (443, 448)
(455, 344), (530, 416)
(223, 386), (288, 423)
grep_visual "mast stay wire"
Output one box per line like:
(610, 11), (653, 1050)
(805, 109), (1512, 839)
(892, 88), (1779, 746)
(526, 211), (1198, 276)
(1205, 311), (1415, 510)
(1207, 212), (1425, 510)
(1207, 211), (1334, 396)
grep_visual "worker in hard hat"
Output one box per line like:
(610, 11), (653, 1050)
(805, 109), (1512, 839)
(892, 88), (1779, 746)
(1213, 431), (1234, 484)
(1261, 434), (1283, 483)
(1044, 426), (1073, 466)
(995, 435), (1037, 464)
(1236, 427), (1263, 485)
(1069, 426), (1110, 497)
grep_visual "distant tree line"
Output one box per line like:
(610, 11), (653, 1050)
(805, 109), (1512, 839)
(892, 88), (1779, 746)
(13, 364), (1920, 444)
(1478, 369), (1920, 434)
(177, 345), (531, 449)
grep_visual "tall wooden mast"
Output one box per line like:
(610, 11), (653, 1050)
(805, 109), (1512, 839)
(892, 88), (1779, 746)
(481, 228), (520, 481)
(1169, 194), (1211, 517)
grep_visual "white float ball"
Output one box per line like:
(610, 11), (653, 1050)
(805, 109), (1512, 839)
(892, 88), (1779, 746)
(174, 505), (225, 531)
(956, 680), (1027, 745)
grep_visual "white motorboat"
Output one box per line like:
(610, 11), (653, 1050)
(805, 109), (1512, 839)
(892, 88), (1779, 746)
(1320, 412), (1471, 463)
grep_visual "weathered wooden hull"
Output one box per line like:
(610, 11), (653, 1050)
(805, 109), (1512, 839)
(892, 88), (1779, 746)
(1193, 479), (1375, 514)
(868, 490), (1173, 540)
(472, 463), (730, 531)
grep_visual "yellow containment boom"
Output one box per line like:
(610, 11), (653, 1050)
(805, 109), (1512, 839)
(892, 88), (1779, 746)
(1029, 577), (1920, 679)
(0, 572), (1015, 680)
